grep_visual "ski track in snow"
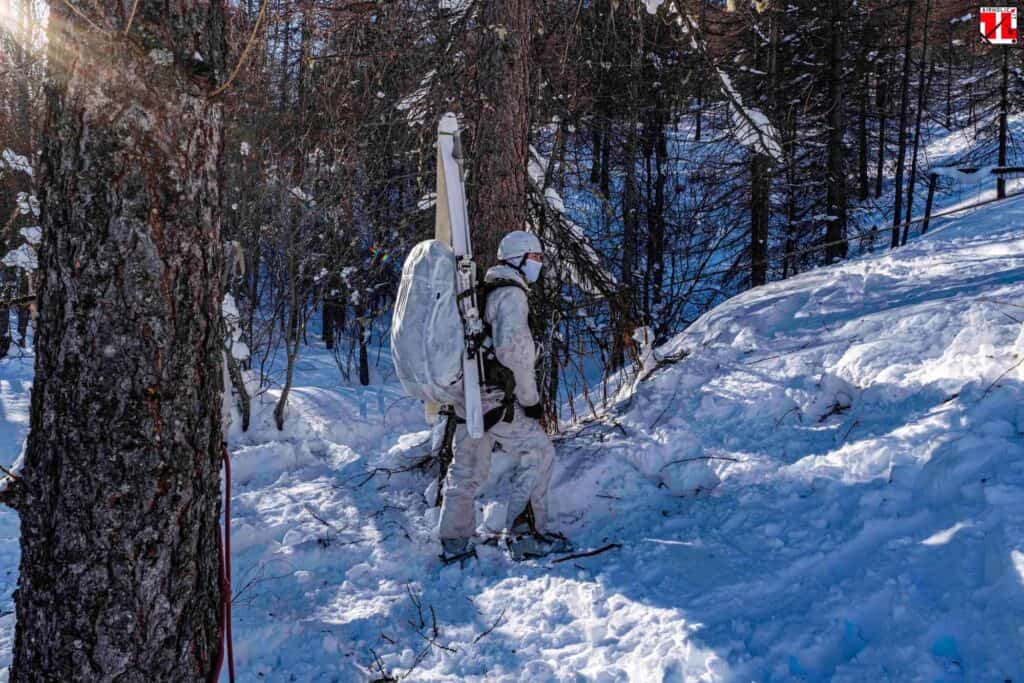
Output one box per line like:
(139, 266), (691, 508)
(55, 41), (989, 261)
(0, 208), (1022, 680)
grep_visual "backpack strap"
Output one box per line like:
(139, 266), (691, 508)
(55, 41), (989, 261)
(477, 279), (530, 426)
(480, 278), (529, 299)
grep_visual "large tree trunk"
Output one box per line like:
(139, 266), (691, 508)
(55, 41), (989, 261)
(13, 2), (227, 680)
(467, 0), (532, 269)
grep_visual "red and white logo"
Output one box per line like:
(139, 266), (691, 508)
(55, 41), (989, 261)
(981, 6), (1019, 45)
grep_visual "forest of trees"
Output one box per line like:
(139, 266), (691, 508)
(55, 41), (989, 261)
(0, 0), (1020, 677)
(3, 0), (1018, 420)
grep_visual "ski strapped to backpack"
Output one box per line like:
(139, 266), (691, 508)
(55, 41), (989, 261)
(437, 113), (487, 437)
(442, 278), (530, 430)
(392, 115), (536, 446)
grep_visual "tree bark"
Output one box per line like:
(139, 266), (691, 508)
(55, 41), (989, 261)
(467, 0), (532, 269)
(903, 0), (932, 245)
(998, 46), (1009, 200)
(945, 26), (953, 129)
(824, 1), (848, 263)
(857, 54), (870, 201)
(645, 109), (667, 322)
(875, 64), (888, 199)
(751, 153), (771, 287)
(891, 0), (916, 248)
(610, 121), (640, 371)
(590, 125), (602, 185)
(13, 2), (227, 680)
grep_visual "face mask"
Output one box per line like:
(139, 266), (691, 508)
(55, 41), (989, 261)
(522, 259), (543, 283)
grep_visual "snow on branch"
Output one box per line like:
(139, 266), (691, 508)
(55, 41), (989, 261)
(664, 2), (784, 162)
(396, 70), (436, 127)
(3, 244), (37, 271)
(716, 70), (784, 161)
(0, 150), (32, 177)
(527, 146), (619, 298)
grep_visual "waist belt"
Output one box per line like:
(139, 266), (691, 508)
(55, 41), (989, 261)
(444, 404), (513, 433)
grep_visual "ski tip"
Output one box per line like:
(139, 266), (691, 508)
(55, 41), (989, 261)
(439, 113), (459, 134)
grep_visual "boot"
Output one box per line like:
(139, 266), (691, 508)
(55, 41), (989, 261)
(440, 537), (476, 567)
(506, 530), (572, 561)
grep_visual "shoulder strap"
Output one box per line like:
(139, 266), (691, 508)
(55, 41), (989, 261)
(480, 278), (529, 300)
(477, 278), (530, 422)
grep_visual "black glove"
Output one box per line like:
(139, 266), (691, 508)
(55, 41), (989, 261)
(522, 402), (544, 420)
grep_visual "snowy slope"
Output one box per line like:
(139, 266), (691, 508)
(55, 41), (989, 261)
(551, 199), (1024, 681)
(0, 196), (1023, 681)
(218, 193), (1024, 681)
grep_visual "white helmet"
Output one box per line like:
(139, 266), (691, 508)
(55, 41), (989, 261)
(497, 230), (543, 264)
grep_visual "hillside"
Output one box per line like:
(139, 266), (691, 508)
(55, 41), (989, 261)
(0, 197), (1022, 681)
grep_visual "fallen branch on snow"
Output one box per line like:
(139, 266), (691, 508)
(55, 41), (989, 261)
(550, 543), (623, 564)
(658, 455), (740, 472)
(473, 607), (508, 644)
(981, 356), (1024, 401)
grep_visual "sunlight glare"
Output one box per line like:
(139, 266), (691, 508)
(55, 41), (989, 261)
(0, 3), (18, 38)
(0, 1), (50, 56)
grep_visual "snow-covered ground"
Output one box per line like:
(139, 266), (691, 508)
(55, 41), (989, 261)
(0, 195), (1023, 680)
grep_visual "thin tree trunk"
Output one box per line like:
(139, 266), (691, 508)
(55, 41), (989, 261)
(752, 5), (778, 286)
(280, 0), (292, 112)
(647, 110), (668, 324)
(599, 131), (611, 198)
(610, 119), (640, 371)
(945, 27), (953, 129)
(751, 153), (771, 287)
(13, 2), (227, 679)
(891, 0), (916, 248)
(0, 290), (10, 359)
(695, 0), (706, 142)
(275, 223), (299, 430)
(903, 0), (932, 245)
(825, 1), (848, 263)
(358, 313), (370, 386)
(858, 57), (870, 201)
(875, 65), (888, 199)
(225, 350), (251, 432)
(622, 124), (638, 304)
(297, 6), (312, 114)
(998, 46), (1009, 199)
(783, 107), (798, 279)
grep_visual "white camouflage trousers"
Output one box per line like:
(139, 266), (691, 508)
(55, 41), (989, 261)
(438, 407), (555, 540)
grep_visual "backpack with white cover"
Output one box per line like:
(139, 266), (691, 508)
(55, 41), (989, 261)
(391, 239), (465, 409)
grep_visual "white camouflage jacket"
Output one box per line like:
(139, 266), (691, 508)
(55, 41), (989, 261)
(483, 264), (540, 408)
